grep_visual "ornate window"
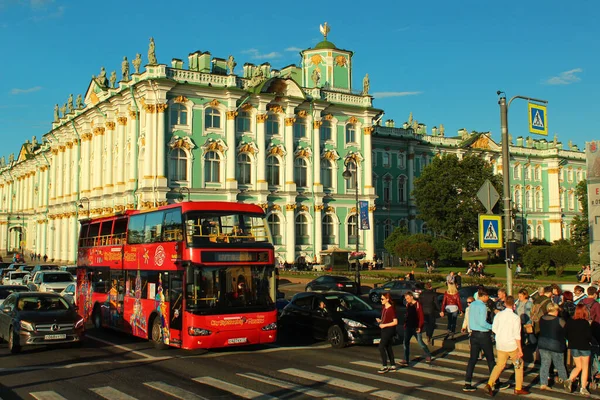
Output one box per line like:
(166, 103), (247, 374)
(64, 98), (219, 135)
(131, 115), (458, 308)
(567, 168), (573, 182)
(383, 176), (391, 203)
(170, 103), (188, 126)
(398, 176), (407, 203)
(345, 124), (356, 144)
(525, 190), (532, 209)
(398, 153), (406, 169)
(345, 161), (357, 190)
(237, 153), (252, 185)
(322, 214), (335, 245)
(266, 114), (279, 135)
(524, 165), (531, 180)
(420, 155), (427, 172)
(568, 191), (575, 210)
(204, 107), (221, 129)
(294, 158), (308, 188)
(293, 121), (307, 139)
(382, 152), (390, 168)
(534, 165), (541, 181)
(384, 219), (392, 239)
(514, 189), (521, 210)
(421, 223), (429, 234)
(169, 148), (188, 183)
(535, 189), (543, 210)
(348, 214), (358, 245)
(204, 151), (220, 183)
(266, 155), (281, 186)
(321, 159), (334, 189)
(236, 111), (251, 133)
(536, 224), (543, 239)
(321, 121), (332, 141)
(268, 214), (282, 245)
(295, 214), (309, 245)
(513, 164), (520, 179)
(577, 169), (582, 182)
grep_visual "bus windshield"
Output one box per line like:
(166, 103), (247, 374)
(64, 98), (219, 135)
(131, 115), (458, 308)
(185, 264), (274, 314)
(184, 212), (271, 247)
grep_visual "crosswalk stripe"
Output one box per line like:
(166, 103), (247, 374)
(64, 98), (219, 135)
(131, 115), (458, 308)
(193, 376), (276, 400)
(90, 387), (139, 400)
(144, 381), (209, 400)
(446, 351), (539, 370)
(350, 361), (454, 381)
(319, 365), (483, 400)
(371, 391), (423, 400)
(239, 372), (345, 398)
(278, 368), (378, 393)
(355, 359), (489, 379)
(30, 392), (67, 400)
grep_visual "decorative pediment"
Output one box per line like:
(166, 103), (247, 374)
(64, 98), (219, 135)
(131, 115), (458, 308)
(348, 116), (359, 124)
(83, 77), (106, 107)
(344, 152), (363, 165)
(241, 103), (254, 112)
(208, 99), (220, 108)
(322, 149), (340, 161)
(237, 141), (259, 155)
(297, 110), (308, 118)
(168, 135), (196, 151)
(203, 138), (228, 153)
(267, 144), (285, 157)
(268, 104), (284, 114)
(173, 95), (189, 104)
(295, 147), (312, 159)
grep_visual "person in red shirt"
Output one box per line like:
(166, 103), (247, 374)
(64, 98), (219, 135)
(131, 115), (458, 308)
(400, 291), (432, 366)
(440, 283), (463, 339)
(376, 293), (398, 373)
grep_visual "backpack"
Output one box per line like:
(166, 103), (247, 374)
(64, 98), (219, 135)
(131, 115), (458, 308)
(531, 298), (550, 324)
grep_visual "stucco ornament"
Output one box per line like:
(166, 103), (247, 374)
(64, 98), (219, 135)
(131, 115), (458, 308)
(168, 135), (196, 151)
(132, 53), (142, 74)
(311, 68), (321, 87)
(247, 66), (265, 87)
(148, 37), (157, 65)
(122, 56), (130, 81)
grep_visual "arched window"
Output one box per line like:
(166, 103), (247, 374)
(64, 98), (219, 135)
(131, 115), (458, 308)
(421, 223), (429, 234)
(170, 103), (188, 125)
(321, 121), (332, 141)
(266, 155), (280, 186)
(567, 168), (573, 182)
(398, 176), (407, 203)
(293, 121), (307, 139)
(526, 225), (532, 242)
(268, 214), (281, 245)
(295, 214), (309, 244)
(525, 190), (532, 209)
(204, 107), (221, 129)
(568, 191), (575, 210)
(204, 151), (220, 183)
(294, 158), (308, 188)
(536, 224), (543, 239)
(514, 189), (521, 210)
(236, 111), (251, 133)
(535, 166), (541, 181)
(320, 159), (334, 189)
(560, 190), (565, 210)
(513, 164), (520, 179)
(398, 153), (406, 169)
(169, 148), (188, 182)
(383, 176), (391, 202)
(237, 153), (251, 184)
(345, 124), (356, 144)
(384, 219), (391, 239)
(535, 190), (543, 210)
(347, 214), (358, 245)
(524, 165), (531, 180)
(382, 152), (390, 168)
(266, 114), (279, 135)
(345, 161), (357, 190)
(322, 214), (335, 245)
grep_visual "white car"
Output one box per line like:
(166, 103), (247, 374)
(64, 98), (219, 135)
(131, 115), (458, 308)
(3, 271), (28, 286)
(30, 271), (75, 293)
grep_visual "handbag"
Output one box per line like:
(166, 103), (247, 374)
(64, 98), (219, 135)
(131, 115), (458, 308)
(524, 323), (534, 334)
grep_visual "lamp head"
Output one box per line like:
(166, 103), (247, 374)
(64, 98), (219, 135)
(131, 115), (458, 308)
(342, 169), (353, 180)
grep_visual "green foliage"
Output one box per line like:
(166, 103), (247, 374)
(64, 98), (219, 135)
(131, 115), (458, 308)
(522, 245), (551, 276)
(546, 245), (579, 277)
(383, 226), (408, 257)
(431, 238), (462, 261)
(396, 242), (437, 266)
(571, 179), (589, 254)
(413, 153), (502, 251)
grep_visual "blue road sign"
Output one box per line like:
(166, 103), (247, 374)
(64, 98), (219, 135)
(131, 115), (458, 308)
(479, 214), (502, 249)
(528, 103), (548, 136)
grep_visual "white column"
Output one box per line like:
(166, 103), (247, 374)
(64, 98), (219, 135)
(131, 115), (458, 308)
(547, 160), (562, 241)
(256, 113), (267, 190)
(93, 127), (105, 195)
(363, 127), (374, 190)
(81, 133), (91, 194)
(225, 110), (237, 189)
(104, 122), (115, 194)
(366, 206), (375, 261)
(313, 121), (322, 189)
(156, 104), (167, 186)
(50, 150), (58, 203)
(117, 117), (127, 187)
(128, 110), (139, 188)
(65, 143), (73, 201)
(314, 204), (323, 260)
(143, 105), (154, 183)
(57, 146), (65, 202)
(284, 116), (296, 191)
(41, 221), (47, 259)
(285, 204), (296, 263)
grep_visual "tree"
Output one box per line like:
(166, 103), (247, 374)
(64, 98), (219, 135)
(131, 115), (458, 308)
(546, 245), (578, 277)
(431, 238), (462, 261)
(522, 245), (551, 276)
(413, 153), (503, 250)
(570, 179), (589, 258)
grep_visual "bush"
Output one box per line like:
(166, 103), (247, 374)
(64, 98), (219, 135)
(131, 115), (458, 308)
(432, 238), (462, 262)
(546, 245), (578, 277)
(522, 245), (551, 276)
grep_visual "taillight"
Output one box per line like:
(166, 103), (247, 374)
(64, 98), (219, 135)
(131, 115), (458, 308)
(337, 283), (344, 288)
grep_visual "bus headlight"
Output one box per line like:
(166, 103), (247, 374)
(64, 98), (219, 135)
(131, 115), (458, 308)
(261, 323), (277, 331)
(188, 327), (212, 336)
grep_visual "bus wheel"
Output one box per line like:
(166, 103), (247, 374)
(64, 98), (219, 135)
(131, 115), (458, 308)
(151, 316), (168, 350)
(92, 305), (102, 329)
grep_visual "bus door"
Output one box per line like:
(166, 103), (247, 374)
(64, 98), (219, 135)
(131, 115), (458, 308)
(109, 270), (125, 329)
(168, 272), (184, 347)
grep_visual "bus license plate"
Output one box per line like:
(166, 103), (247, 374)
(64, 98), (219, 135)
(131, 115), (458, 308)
(45, 334), (66, 340)
(228, 337), (248, 344)
(373, 338), (381, 344)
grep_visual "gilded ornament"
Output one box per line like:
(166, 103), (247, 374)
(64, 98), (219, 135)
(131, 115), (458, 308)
(208, 99), (220, 108)
(323, 150), (339, 161)
(313, 120), (322, 129)
(348, 116), (359, 124)
(335, 55), (348, 67)
(257, 114), (268, 123)
(93, 127), (106, 136)
(173, 95), (188, 104)
(241, 103), (254, 112)
(471, 136), (490, 149)
(238, 142), (257, 155)
(66, 142), (74, 149)
(295, 148), (311, 158)
(128, 110), (139, 119)
(268, 145), (284, 157)
(117, 117), (128, 126)
(268, 105), (284, 114)
(285, 204), (296, 211)
(310, 54), (324, 65)
(105, 121), (116, 130)
(363, 127), (374, 135)
(285, 117), (296, 126)
(297, 110), (308, 118)
(59, 146), (66, 152)
(299, 205), (309, 212)
(323, 114), (333, 121)
(144, 104), (156, 113)
(226, 111), (238, 120)
(156, 104), (168, 113)
(271, 204), (281, 211)
(314, 205), (324, 211)
(368, 206), (376, 212)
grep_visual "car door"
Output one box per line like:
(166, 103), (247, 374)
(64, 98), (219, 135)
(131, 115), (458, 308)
(311, 294), (332, 340)
(310, 276), (326, 291)
(288, 294), (314, 335)
(390, 281), (407, 301)
(0, 295), (16, 339)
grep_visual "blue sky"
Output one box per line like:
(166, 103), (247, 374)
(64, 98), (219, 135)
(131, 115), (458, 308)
(0, 0), (597, 158)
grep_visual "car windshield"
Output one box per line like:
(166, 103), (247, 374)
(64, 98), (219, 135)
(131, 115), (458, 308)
(42, 273), (74, 283)
(8, 272), (27, 279)
(324, 293), (373, 312)
(0, 287), (27, 299)
(17, 296), (70, 311)
(332, 276), (352, 282)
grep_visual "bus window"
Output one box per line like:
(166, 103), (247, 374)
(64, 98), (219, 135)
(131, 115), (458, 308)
(79, 223), (90, 247)
(144, 211), (164, 243)
(100, 220), (114, 245)
(88, 223), (101, 247)
(128, 214), (145, 244)
(113, 218), (128, 244)
(163, 209), (183, 242)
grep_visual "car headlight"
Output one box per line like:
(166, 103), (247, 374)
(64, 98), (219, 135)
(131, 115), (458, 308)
(261, 322), (277, 331)
(342, 318), (366, 328)
(187, 327), (212, 336)
(20, 320), (35, 331)
(74, 318), (85, 329)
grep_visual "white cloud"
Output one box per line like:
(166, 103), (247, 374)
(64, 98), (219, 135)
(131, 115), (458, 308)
(372, 91), (422, 99)
(545, 68), (582, 85)
(285, 46), (303, 52)
(11, 86), (42, 95)
(241, 48), (281, 60)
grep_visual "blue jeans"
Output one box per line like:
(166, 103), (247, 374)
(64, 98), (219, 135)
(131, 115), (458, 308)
(539, 349), (568, 385)
(404, 327), (431, 362)
(446, 311), (458, 333)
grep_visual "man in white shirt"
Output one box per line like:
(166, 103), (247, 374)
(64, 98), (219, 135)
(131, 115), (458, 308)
(483, 296), (530, 396)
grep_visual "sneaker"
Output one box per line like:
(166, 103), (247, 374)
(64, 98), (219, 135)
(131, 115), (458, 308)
(388, 365), (398, 372)
(398, 360), (409, 367)
(425, 356), (432, 364)
(463, 384), (476, 392)
(580, 387), (591, 397)
(564, 379), (572, 393)
(539, 385), (549, 390)
(482, 384), (494, 397)
(513, 389), (530, 395)
(377, 367), (389, 374)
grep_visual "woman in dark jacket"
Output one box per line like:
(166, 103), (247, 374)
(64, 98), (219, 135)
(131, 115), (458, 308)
(561, 291), (576, 320)
(565, 303), (593, 396)
(537, 302), (568, 390)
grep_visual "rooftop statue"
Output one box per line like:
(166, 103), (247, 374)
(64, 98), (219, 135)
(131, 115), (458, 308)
(32, 136), (37, 147)
(226, 55), (236, 75)
(311, 67), (321, 87)
(0, 156), (4, 167)
(76, 94), (84, 109)
(9, 153), (14, 163)
(408, 112), (413, 126)
(53, 104), (60, 122)
(60, 103), (67, 118)
(133, 53), (142, 74)
(148, 37), (157, 65)
(122, 56), (130, 81)
(247, 66), (265, 87)
(110, 71), (117, 88)
(96, 67), (108, 87)
(439, 124), (445, 136)
(362, 73), (370, 95)
(67, 94), (74, 113)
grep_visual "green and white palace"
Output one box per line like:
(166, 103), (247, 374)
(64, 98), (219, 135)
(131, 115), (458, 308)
(0, 28), (587, 265)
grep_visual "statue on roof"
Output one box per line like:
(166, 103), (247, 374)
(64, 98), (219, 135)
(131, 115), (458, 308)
(319, 22), (330, 40)
(526, 136), (533, 147)
(408, 112), (413, 126)
(0, 156), (4, 167)
(412, 120), (418, 131)
(362, 73), (370, 95)
(568, 140), (573, 150)
(133, 53), (142, 74)
(53, 104), (60, 122)
(8, 153), (14, 163)
(122, 56), (130, 81)
(32, 136), (37, 147)
(226, 55), (236, 75)
(553, 134), (558, 146)
(247, 66), (265, 87)
(96, 67), (108, 87)
(148, 37), (157, 65)
(110, 71), (117, 88)
(439, 124), (445, 136)
(76, 94), (84, 109)
(67, 94), (74, 113)
(60, 103), (67, 118)
(311, 67), (321, 87)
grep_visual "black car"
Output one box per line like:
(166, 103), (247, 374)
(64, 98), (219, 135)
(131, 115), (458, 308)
(279, 291), (380, 348)
(0, 292), (85, 353)
(368, 280), (425, 303)
(0, 285), (29, 306)
(305, 275), (358, 294)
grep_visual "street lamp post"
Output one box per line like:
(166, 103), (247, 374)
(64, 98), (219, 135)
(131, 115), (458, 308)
(78, 197), (90, 218)
(177, 187), (191, 202)
(343, 163), (361, 295)
(498, 91), (548, 295)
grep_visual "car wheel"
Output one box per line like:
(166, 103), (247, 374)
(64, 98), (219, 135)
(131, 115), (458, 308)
(92, 305), (102, 329)
(151, 316), (168, 350)
(370, 293), (380, 303)
(8, 328), (21, 354)
(306, 286), (313, 292)
(328, 325), (346, 349)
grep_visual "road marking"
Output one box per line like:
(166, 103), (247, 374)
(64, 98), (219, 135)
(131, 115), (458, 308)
(144, 381), (209, 400)
(446, 351), (539, 370)
(90, 387), (139, 400)
(356, 359), (489, 379)
(371, 391), (422, 400)
(30, 392), (67, 400)
(193, 376), (276, 399)
(350, 361), (454, 381)
(181, 343), (331, 359)
(239, 372), (343, 398)
(278, 368), (378, 393)
(0, 357), (171, 373)
(86, 334), (161, 359)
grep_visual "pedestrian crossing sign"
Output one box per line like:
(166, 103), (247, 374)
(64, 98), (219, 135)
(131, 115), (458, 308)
(528, 103), (548, 136)
(479, 214), (503, 249)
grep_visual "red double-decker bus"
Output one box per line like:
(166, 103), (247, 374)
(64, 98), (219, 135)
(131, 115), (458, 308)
(76, 201), (277, 350)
